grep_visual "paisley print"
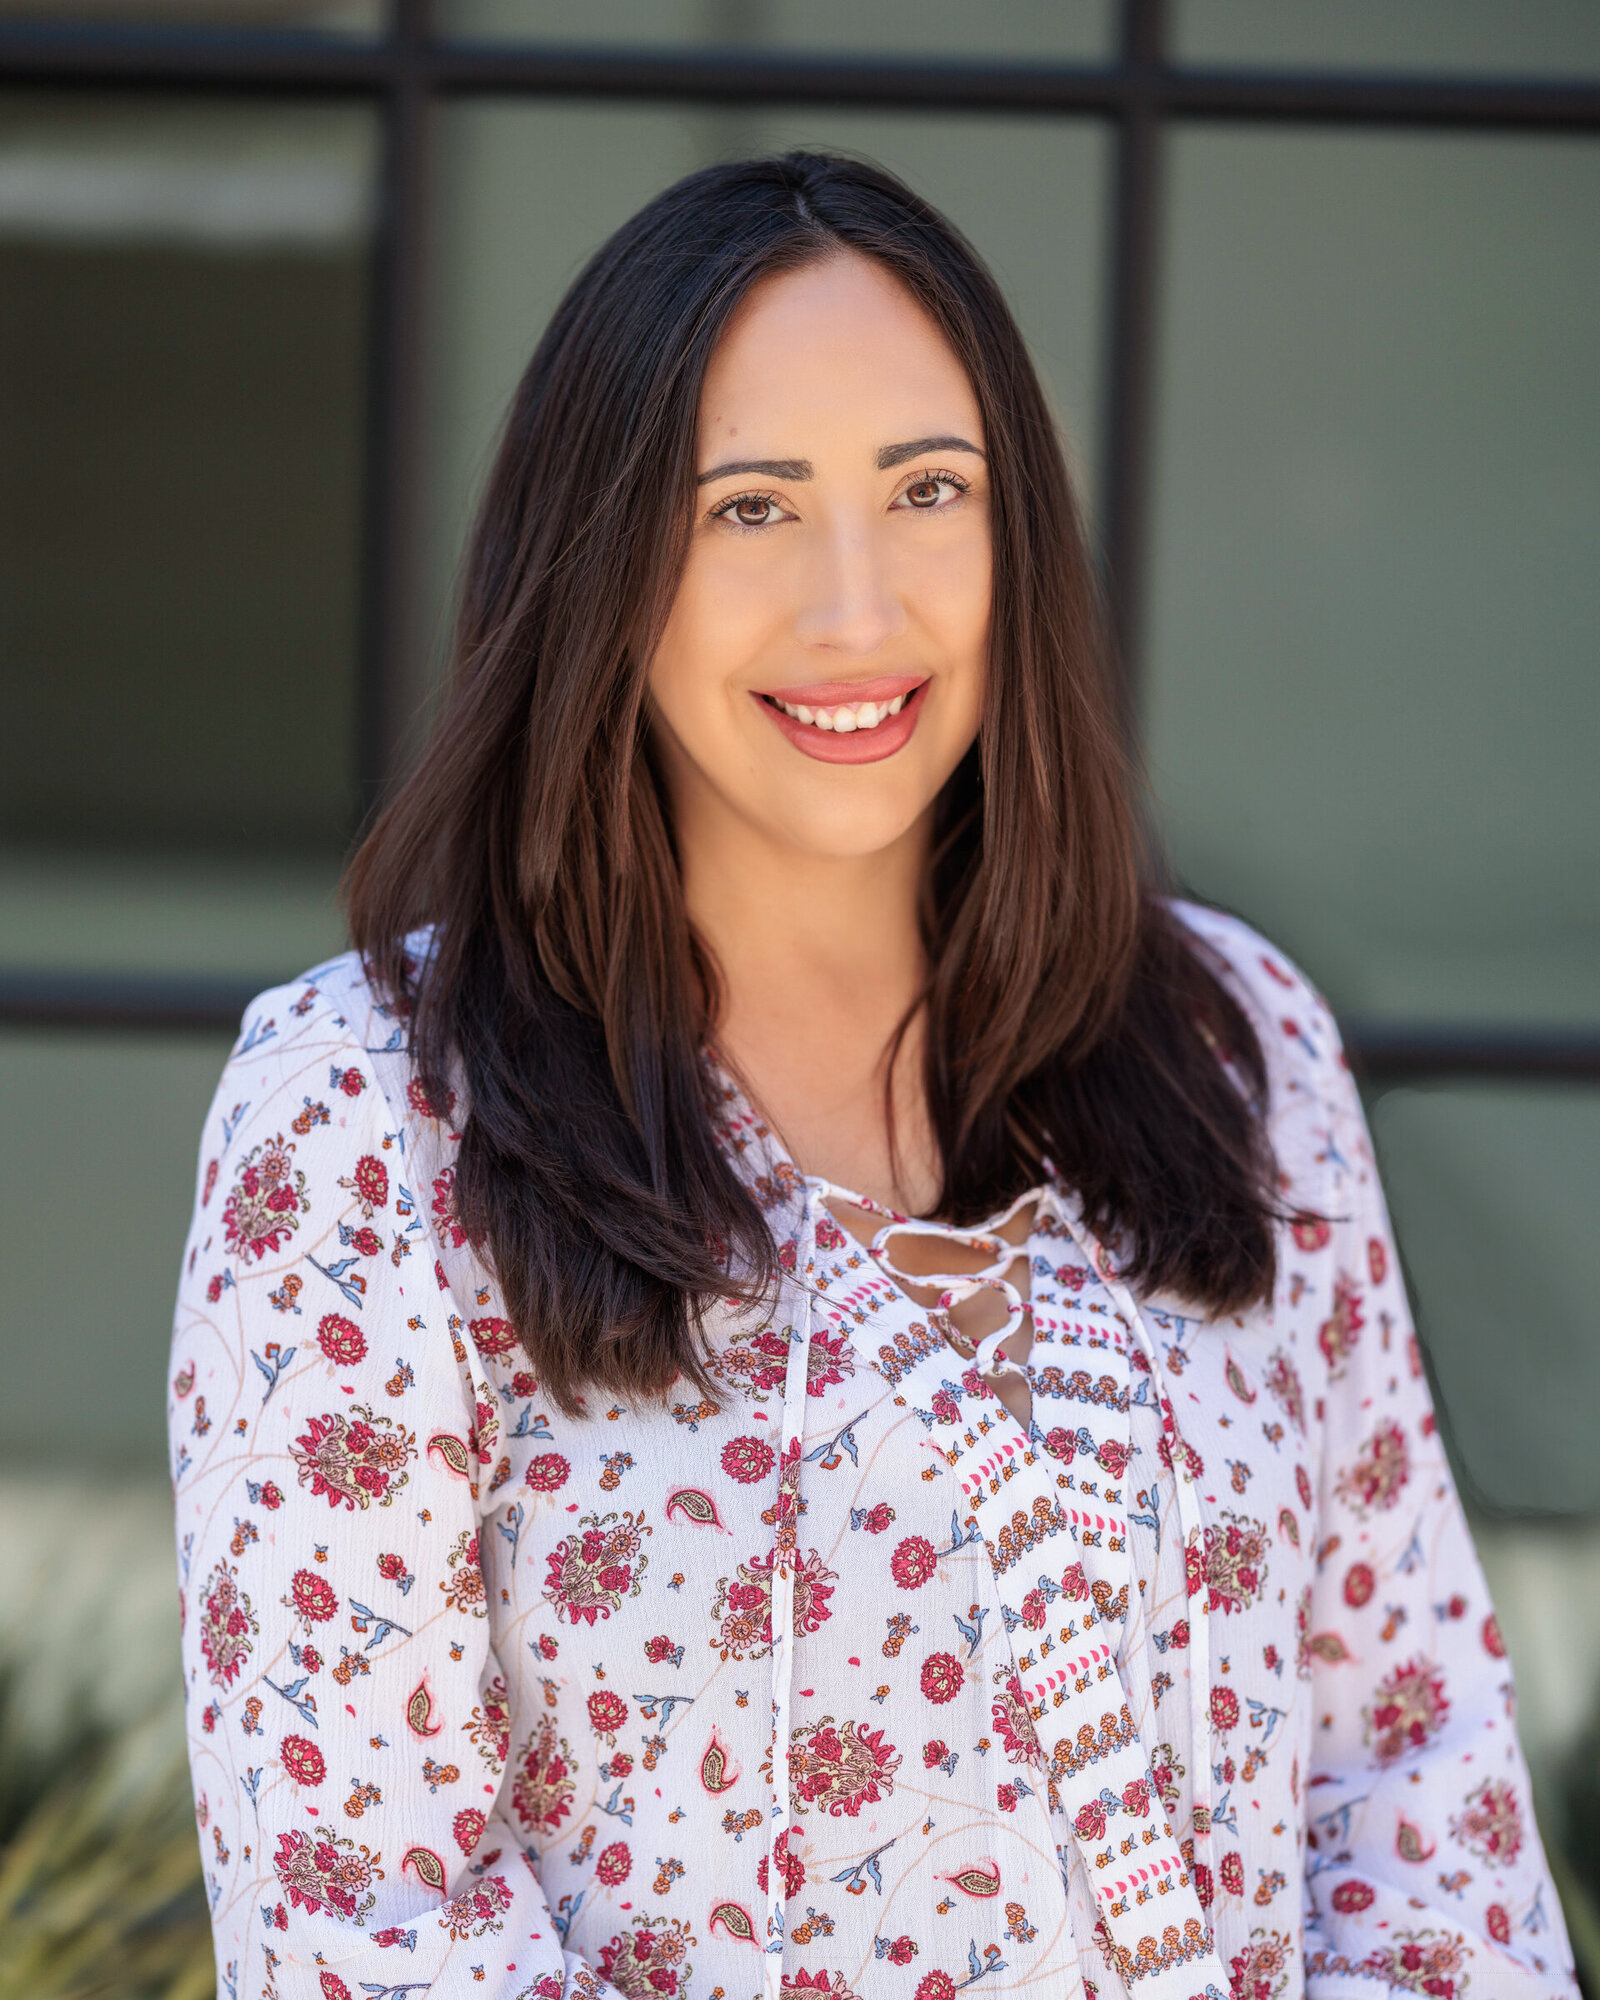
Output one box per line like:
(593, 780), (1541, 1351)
(169, 911), (1578, 1998)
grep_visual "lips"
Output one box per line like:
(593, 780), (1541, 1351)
(752, 674), (929, 766)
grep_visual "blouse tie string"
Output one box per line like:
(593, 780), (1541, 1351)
(872, 1187), (1228, 1998)
(783, 1179), (1228, 1999)
(867, 1207), (1034, 1390)
(763, 1184), (820, 1996)
(1046, 1191), (1217, 1870)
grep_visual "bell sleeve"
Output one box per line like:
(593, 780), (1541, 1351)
(1292, 996), (1580, 1997)
(169, 970), (618, 2000)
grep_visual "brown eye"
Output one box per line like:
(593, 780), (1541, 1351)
(905, 478), (942, 508)
(732, 496), (773, 527)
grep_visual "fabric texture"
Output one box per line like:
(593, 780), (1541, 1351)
(169, 906), (1577, 2000)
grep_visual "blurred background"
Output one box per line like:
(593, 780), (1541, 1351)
(0, 2), (1597, 1993)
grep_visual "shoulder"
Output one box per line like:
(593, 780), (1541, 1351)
(220, 932), (435, 1102)
(1166, 898), (1362, 1214)
(1167, 900), (1332, 1043)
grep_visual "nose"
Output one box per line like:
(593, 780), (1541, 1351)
(791, 517), (909, 656)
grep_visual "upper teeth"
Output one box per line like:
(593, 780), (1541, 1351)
(771, 692), (909, 731)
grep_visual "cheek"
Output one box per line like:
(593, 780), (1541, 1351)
(912, 534), (991, 708)
(649, 548), (781, 730)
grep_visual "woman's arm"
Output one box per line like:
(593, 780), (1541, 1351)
(1293, 997), (1579, 1997)
(170, 967), (616, 1999)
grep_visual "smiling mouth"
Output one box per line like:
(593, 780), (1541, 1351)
(758, 680), (927, 734)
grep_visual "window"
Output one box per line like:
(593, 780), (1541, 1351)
(2, 0), (1596, 1966)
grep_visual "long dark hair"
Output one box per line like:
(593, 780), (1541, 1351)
(348, 151), (1277, 1414)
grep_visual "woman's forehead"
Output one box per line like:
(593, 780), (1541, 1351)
(697, 254), (982, 459)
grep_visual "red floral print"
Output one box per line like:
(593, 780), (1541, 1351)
(281, 1734), (326, 1787)
(587, 1690), (629, 1741)
(288, 1566), (337, 1623)
(1365, 1658), (1450, 1765)
(890, 1534), (937, 1588)
(167, 927), (1578, 2000)
(197, 1560), (256, 1689)
(1344, 1560), (1376, 1608)
(789, 1716), (901, 1817)
(596, 1916), (694, 1998)
(292, 1407), (414, 1511)
(406, 1074), (456, 1121)
(430, 1165), (468, 1248)
(317, 1312), (366, 1365)
(341, 1152), (388, 1218)
(721, 1434), (776, 1483)
(1451, 1778), (1524, 1866)
(596, 1839), (631, 1885)
(469, 1316), (517, 1361)
(919, 1651), (963, 1705)
(272, 1828), (379, 1924)
(1336, 1417), (1410, 1517)
(1204, 1513), (1270, 1615)
(525, 1451), (569, 1493)
(222, 1135), (309, 1263)
(511, 1717), (576, 1836)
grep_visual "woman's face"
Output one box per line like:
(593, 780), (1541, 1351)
(648, 251), (991, 864)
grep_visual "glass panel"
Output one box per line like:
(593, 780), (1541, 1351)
(1371, 1080), (1600, 1933)
(0, 97), (375, 987)
(0, 0), (386, 33)
(1369, 1082), (1600, 1516)
(0, 1026), (235, 1473)
(436, 0), (1112, 62)
(1173, 0), (1600, 77)
(1144, 128), (1600, 1027)
(1469, 1509), (1600, 1947)
(428, 101), (1108, 666)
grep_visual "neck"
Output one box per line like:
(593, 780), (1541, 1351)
(672, 786), (938, 1212)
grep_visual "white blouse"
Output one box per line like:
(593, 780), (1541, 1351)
(169, 904), (1577, 2000)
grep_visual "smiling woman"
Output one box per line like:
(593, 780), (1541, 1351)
(656, 257), (987, 802)
(171, 152), (1579, 2000)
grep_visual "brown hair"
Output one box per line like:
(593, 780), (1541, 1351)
(348, 151), (1277, 1414)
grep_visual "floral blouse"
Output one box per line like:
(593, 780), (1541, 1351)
(169, 906), (1577, 2000)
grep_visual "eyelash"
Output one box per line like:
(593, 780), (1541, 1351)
(707, 488), (783, 529)
(899, 468), (972, 507)
(705, 467), (973, 530)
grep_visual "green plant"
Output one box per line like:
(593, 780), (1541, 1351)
(0, 1682), (212, 2000)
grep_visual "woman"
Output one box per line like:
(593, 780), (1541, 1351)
(171, 154), (1575, 2000)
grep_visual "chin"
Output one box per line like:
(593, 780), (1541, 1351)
(764, 790), (933, 860)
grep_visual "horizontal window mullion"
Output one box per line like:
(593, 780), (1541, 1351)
(1350, 1028), (1600, 1084)
(1159, 68), (1600, 133)
(2, 32), (1599, 131)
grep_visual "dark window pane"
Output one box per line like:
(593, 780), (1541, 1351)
(0, 98), (375, 983)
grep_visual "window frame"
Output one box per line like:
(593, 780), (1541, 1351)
(2, 0), (1597, 1081)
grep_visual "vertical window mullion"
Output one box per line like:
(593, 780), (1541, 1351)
(359, 0), (434, 815)
(1098, 0), (1167, 745)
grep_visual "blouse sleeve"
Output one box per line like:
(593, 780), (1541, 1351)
(169, 971), (617, 2000)
(1290, 994), (1580, 1997)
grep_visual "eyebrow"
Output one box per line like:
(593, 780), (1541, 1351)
(695, 435), (986, 486)
(696, 457), (812, 485)
(875, 435), (985, 470)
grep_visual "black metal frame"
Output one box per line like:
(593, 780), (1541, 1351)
(4, 0), (1599, 1082)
